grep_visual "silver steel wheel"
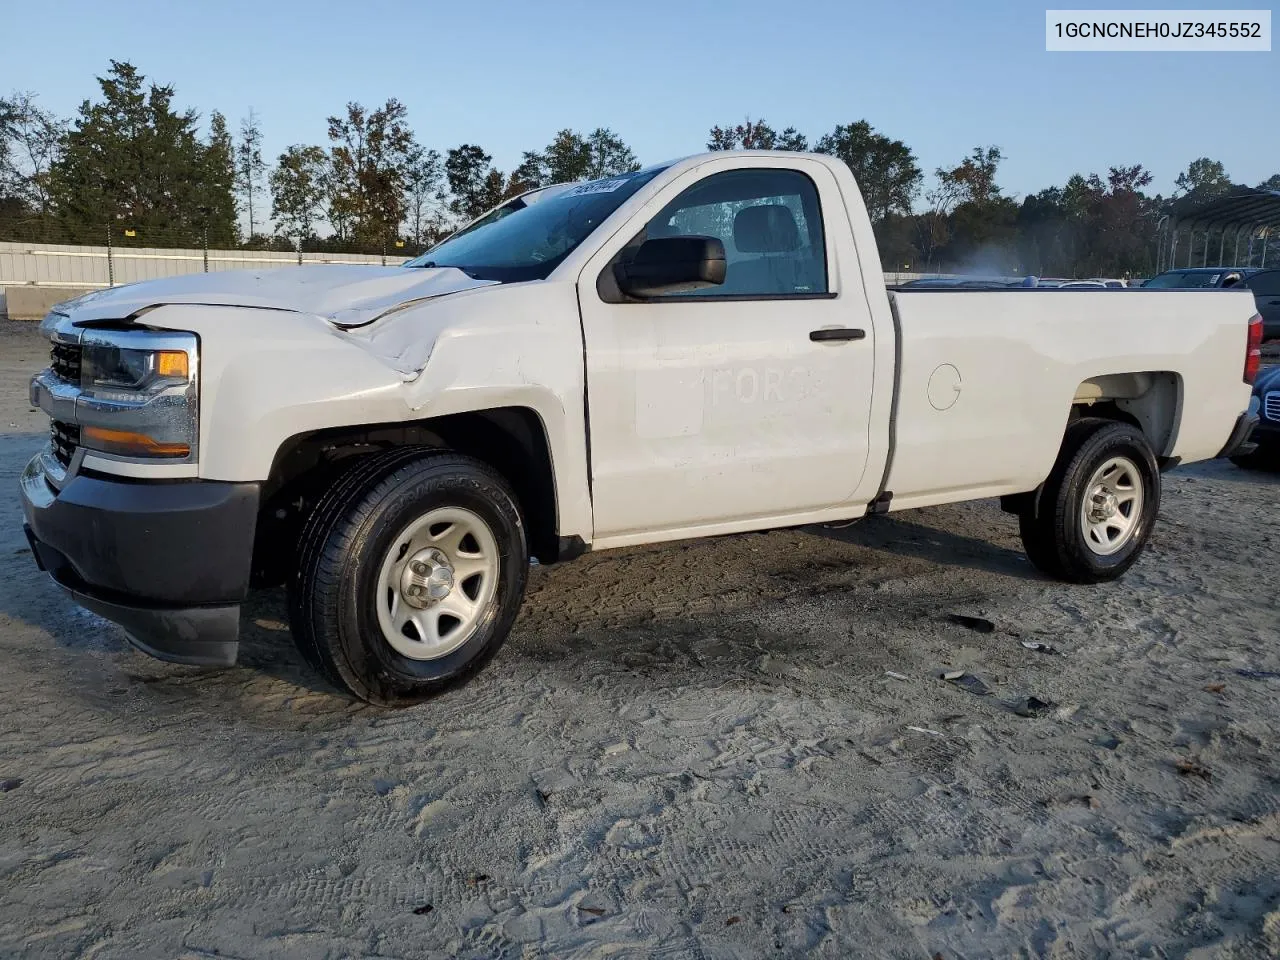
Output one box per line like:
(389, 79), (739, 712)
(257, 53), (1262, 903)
(374, 506), (500, 660)
(1079, 456), (1144, 556)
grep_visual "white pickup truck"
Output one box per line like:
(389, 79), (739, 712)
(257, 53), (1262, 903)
(21, 152), (1264, 704)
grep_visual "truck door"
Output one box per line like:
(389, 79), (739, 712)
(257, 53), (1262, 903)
(577, 159), (877, 542)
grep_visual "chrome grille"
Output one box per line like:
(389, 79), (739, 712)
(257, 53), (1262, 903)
(50, 341), (82, 383)
(50, 420), (79, 467)
(1265, 392), (1280, 423)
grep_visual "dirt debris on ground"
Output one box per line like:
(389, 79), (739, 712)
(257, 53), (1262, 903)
(0, 318), (1278, 958)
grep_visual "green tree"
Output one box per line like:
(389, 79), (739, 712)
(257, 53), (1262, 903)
(479, 168), (510, 209)
(1014, 186), (1069, 275)
(1174, 157), (1232, 200)
(512, 151), (545, 191)
(198, 111), (238, 245)
(813, 121), (921, 225)
(707, 125), (739, 151)
(1092, 164), (1155, 275)
(236, 108), (267, 238)
(927, 146), (1017, 271)
(774, 127), (809, 151)
(936, 146), (1005, 207)
(707, 118), (806, 151)
(585, 128), (640, 179)
(1257, 173), (1280, 191)
(270, 144), (328, 242)
(518, 127), (640, 186)
(445, 144), (503, 220)
(48, 61), (234, 244)
(1012, 164), (1157, 278)
(710, 118), (771, 149)
(326, 99), (415, 245)
(539, 129), (592, 184)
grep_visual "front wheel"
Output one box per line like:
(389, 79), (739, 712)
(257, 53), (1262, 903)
(289, 450), (528, 705)
(1018, 418), (1160, 583)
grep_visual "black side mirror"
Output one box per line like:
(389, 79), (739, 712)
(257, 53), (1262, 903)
(615, 236), (726, 298)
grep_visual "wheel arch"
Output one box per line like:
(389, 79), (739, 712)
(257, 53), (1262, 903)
(1003, 376), (1177, 518)
(254, 406), (568, 583)
(1071, 371), (1183, 460)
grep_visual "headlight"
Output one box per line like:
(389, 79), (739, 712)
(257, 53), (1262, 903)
(81, 346), (190, 398)
(77, 329), (199, 461)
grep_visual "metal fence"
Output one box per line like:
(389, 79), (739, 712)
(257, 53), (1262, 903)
(0, 240), (411, 290)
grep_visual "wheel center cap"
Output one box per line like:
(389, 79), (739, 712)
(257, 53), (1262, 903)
(401, 549), (454, 608)
(1091, 490), (1119, 521)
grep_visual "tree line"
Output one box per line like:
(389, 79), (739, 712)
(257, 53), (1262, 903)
(2, 61), (1277, 273)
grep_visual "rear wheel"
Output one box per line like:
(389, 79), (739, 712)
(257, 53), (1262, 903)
(1018, 418), (1160, 583)
(289, 450), (528, 705)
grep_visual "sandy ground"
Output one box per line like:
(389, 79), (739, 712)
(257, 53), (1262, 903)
(0, 318), (1278, 959)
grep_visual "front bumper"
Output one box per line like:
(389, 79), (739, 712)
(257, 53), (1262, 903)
(20, 453), (259, 666)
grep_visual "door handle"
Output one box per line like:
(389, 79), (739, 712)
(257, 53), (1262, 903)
(810, 327), (866, 343)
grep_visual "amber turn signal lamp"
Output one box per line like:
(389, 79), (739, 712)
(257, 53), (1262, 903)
(82, 426), (190, 458)
(155, 351), (189, 379)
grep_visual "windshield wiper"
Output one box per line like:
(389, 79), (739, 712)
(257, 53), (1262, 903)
(409, 260), (437, 268)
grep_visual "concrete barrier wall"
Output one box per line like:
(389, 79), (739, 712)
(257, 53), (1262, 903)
(2, 286), (87, 321)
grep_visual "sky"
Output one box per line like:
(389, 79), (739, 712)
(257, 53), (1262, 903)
(2, 0), (1276, 201)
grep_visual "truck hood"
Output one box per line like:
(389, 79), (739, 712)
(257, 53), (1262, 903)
(55, 264), (497, 327)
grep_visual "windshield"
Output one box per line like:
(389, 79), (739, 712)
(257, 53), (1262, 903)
(405, 168), (666, 282)
(1143, 270), (1226, 289)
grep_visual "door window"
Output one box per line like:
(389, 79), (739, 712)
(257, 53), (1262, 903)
(639, 169), (828, 297)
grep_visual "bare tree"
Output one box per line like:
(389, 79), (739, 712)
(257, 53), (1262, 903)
(403, 141), (442, 247)
(0, 91), (67, 228)
(236, 109), (267, 238)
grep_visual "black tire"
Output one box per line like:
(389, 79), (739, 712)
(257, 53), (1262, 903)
(289, 449), (528, 705)
(1018, 417), (1160, 584)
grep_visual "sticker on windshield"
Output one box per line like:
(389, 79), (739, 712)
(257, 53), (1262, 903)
(563, 177), (629, 197)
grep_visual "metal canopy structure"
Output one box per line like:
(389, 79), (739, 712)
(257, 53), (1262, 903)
(1156, 187), (1280, 273)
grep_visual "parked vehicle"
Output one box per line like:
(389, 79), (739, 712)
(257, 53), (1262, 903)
(897, 277), (1020, 289)
(1144, 267), (1280, 340)
(1232, 362), (1280, 470)
(1015, 278), (1111, 289)
(1244, 271), (1280, 341)
(1143, 267), (1258, 289)
(20, 152), (1263, 704)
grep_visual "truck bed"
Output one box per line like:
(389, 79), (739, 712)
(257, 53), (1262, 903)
(881, 288), (1257, 511)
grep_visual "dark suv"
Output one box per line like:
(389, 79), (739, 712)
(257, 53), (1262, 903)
(1234, 363), (1280, 470)
(1144, 267), (1280, 341)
